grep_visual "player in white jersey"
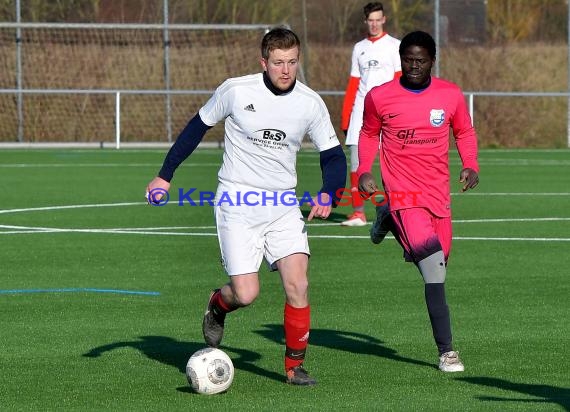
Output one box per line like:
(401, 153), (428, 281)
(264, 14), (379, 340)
(145, 27), (346, 386)
(340, 2), (401, 226)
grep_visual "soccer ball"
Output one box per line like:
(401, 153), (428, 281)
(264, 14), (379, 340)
(186, 347), (234, 395)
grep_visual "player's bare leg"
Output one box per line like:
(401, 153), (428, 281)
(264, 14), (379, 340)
(202, 273), (259, 347)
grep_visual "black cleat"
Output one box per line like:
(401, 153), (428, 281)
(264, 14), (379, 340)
(202, 289), (226, 347)
(370, 202), (393, 244)
(286, 365), (317, 386)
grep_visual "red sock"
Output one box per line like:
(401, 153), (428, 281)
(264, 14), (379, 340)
(350, 172), (364, 209)
(212, 289), (236, 314)
(284, 303), (310, 370)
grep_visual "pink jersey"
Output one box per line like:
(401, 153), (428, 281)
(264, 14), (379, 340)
(357, 77), (479, 217)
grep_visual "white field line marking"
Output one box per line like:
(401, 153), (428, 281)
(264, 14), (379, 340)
(2, 192), (570, 216)
(3, 162), (570, 169)
(450, 159), (570, 166)
(0, 224), (217, 236)
(1, 224), (569, 242)
(111, 226), (216, 230)
(2, 158), (570, 168)
(1, 228), (568, 241)
(1, 200), (569, 241)
(482, 159), (570, 165)
(306, 235), (570, 242)
(6, 148), (559, 153)
(2, 217), (569, 232)
(453, 217), (570, 223)
(452, 192), (570, 196)
(0, 202), (144, 215)
(0, 230), (56, 234)
(0, 163), (222, 168)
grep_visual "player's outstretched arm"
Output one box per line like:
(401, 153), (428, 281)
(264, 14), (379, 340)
(459, 168), (479, 192)
(146, 176), (170, 204)
(145, 113), (211, 205)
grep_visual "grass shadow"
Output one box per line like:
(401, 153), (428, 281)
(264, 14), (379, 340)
(82, 335), (285, 392)
(457, 377), (570, 411)
(255, 324), (434, 369)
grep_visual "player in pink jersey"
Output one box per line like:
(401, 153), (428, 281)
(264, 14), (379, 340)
(357, 31), (479, 372)
(340, 2), (401, 227)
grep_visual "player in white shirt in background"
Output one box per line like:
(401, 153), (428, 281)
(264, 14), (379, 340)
(146, 27), (346, 386)
(340, 2), (401, 226)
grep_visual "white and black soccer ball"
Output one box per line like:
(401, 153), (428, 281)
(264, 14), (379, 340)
(186, 347), (234, 395)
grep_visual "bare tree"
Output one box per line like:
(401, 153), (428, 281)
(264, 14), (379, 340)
(487, 0), (542, 43)
(386, 0), (429, 36)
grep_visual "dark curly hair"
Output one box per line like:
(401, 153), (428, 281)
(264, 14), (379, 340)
(399, 31), (436, 59)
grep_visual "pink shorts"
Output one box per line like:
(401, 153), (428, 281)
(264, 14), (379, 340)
(391, 207), (452, 262)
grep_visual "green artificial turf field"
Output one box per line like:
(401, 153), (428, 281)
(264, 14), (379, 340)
(0, 148), (568, 411)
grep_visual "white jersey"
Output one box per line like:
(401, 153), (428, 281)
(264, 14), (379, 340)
(199, 73), (339, 192)
(346, 34), (400, 145)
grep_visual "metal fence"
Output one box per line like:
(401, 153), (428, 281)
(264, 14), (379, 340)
(0, 21), (273, 144)
(1, 0), (569, 148)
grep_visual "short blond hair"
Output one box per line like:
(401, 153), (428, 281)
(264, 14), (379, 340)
(261, 27), (301, 59)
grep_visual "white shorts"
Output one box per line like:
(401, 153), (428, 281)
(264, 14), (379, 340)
(214, 191), (310, 276)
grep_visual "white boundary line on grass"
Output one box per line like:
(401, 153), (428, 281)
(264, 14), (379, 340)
(1, 202), (569, 241)
(455, 192), (570, 196)
(1, 224), (569, 242)
(2, 160), (570, 168)
(0, 202), (142, 214)
(0, 163), (223, 168)
(1, 194), (570, 216)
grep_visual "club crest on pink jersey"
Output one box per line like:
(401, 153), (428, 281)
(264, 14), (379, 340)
(430, 109), (445, 127)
